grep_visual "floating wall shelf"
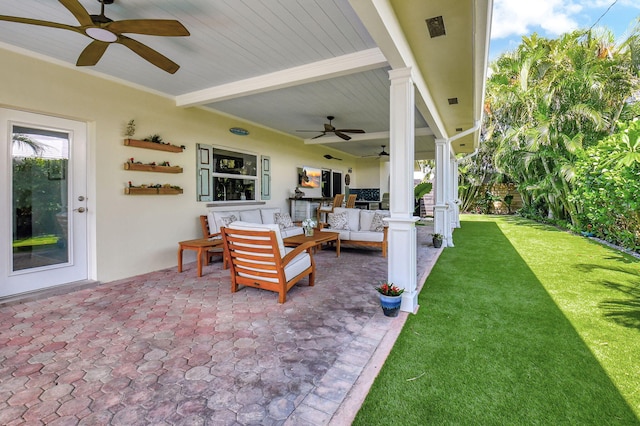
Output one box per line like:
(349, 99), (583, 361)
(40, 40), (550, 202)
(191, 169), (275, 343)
(124, 163), (183, 173)
(124, 138), (184, 153)
(125, 187), (183, 195)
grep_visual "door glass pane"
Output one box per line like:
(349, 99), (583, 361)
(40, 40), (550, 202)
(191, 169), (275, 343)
(12, 126), (69, 271)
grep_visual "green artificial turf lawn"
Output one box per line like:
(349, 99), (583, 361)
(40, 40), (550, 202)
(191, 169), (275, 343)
(354, 215), (640, 425)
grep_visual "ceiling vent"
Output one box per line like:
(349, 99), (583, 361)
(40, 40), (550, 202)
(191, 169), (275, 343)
(448, 98), (459, 105)
(426, 16), (446, 38)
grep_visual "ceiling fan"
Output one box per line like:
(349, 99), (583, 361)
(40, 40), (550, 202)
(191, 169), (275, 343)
(362, 145), (390, 159)
(323, 154), (342, 160)
(297, 116), (365, 141)
(0, 0), (190, 74)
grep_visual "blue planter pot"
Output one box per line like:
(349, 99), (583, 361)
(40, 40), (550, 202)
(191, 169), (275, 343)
(379, 294), (402, 317)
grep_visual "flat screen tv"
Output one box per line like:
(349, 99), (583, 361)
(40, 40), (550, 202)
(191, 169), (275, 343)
(298, 166), (321, 188)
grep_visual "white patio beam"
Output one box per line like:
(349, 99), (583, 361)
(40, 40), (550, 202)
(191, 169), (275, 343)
(176, 48), (388, 107)
(349, 0), (449, 140)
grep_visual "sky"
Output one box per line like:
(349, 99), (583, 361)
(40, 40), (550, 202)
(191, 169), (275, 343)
(490, 0), (640, 59)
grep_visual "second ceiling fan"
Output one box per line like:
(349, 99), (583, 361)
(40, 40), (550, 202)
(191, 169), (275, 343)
(362, 145), (390, 159)
(297, 116), (365, 141)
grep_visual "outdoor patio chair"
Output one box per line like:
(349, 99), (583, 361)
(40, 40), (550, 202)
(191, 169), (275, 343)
(381, 192), (390, 210)
(346, 194), (357, 208)
(200, 215), (227, 268)
(317, 193), (344, 223)
(221, 221), (316, 303)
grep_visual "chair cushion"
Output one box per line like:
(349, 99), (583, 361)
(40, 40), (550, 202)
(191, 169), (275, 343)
(239, 209), (262, 223)
(237, 251), (310, 283)
(260, 208), (281, 225)
(283, 251), (312, 281)
(228, 221), (286, 257)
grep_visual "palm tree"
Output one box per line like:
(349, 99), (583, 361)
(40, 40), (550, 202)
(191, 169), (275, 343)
(12, 134), (44, 156)
(483, 26), (640, 225)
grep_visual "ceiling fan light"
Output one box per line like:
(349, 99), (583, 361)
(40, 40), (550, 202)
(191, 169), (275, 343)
(86, 27), (117, 42)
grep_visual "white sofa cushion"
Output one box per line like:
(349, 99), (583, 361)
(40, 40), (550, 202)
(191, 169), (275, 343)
(333, 207), (361, 231)
(260, 208), (280, 225)
(321, 228), (350, 240)
(208, 210), (241, 234)
(359, 210), (376, 231)
(240, 209), (263, 224)
(281, 227), (303, 238)
(350, 231), (385, 242)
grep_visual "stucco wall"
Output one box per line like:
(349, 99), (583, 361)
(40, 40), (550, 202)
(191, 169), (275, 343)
(0, 47), (381, 283)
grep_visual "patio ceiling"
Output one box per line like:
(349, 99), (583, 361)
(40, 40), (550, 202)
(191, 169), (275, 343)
(0, 0), (491, 160)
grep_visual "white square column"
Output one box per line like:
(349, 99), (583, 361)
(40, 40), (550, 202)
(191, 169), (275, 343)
(387, 67), (419, 313)
(434, 138), (453, 246)
(450, 157), (460, 229)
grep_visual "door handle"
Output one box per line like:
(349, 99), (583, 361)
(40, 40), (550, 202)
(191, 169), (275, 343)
(74, 207), (87, 213)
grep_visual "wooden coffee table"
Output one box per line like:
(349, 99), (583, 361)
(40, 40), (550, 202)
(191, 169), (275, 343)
(284, 230), (340, 257)
(177, 237), (224, 277)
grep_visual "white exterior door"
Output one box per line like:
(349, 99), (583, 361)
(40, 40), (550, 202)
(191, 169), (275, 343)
(0, 109), (88, 298)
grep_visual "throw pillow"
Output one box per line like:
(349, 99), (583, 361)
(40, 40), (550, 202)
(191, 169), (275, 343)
(370, 212), (389, 232)
(328, 211), (349, 230)
(220, 215), (237, 228)
(274, 212), (294, 230)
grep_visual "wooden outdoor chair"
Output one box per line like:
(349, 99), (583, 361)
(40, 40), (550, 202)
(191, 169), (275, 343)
(316, 193), (345, 223)
(221, 222), (316, 303)
(200, 215), (228, 268)
(345, 194), (357, 208)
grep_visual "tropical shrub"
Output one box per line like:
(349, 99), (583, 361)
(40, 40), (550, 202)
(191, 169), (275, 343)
(572, 120), (640, 251)
(483, 27), (640, 225)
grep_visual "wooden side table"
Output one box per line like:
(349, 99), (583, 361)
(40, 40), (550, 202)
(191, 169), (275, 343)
(178, 237), (224, 277)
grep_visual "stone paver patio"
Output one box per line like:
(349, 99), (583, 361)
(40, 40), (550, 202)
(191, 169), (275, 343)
(0, 224), (440, 425)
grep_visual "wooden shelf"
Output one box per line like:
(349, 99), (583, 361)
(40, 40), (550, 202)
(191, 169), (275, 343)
(125, 187), (183, 195)
(124, 163), (183, 173)
(124, 138), (183, 153)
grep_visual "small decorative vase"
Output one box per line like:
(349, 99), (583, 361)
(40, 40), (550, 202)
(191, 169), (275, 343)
(304, 227), (314, 237)
(379, 294), (402, 317)
(433, 237), (442, 248)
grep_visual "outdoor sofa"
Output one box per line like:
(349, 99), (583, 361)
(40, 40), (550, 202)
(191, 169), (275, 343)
(206, 208), (304, 238)
(320, 207), (388, 257)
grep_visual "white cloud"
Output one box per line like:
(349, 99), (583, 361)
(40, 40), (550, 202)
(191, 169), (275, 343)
(491, 0), (582, 39)
(492, 0), (640, 40)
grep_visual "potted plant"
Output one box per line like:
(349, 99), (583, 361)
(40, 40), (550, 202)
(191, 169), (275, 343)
(302, 218), (317, 237)
(432, 233), (443, 248)
(375, 281), (404, 317)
